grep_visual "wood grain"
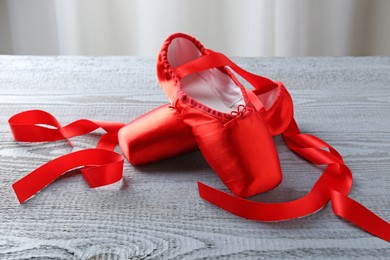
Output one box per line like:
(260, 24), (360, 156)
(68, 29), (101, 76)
(0, 56), (389, 259)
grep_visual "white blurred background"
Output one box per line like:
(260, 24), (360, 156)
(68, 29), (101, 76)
(1, 0), (389, 57)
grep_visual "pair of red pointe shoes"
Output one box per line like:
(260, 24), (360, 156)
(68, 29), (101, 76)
(118, 33), (293, 198)
(8, 33), (390, 243)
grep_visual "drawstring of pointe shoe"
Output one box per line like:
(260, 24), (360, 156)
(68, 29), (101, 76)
(230, 104), (247, 119)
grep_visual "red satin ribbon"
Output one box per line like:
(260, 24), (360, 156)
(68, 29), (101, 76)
(9, 110), (125, 203)
(7, 80), (390, 242)
(12, 149), (124, 203)
(174, 49), (277, 97)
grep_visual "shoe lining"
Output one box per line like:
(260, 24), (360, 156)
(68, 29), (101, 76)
(168, 38), (244, 113)
(257, 87), (279, 111)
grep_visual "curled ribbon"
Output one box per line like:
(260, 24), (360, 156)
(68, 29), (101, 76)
(8, 110), (125, 203)
(12, 149), (124, 204)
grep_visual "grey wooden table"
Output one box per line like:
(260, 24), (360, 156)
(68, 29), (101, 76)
(0, 56), (389, 259)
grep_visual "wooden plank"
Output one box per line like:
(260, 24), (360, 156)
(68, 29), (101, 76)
(0, 56), (389, 259)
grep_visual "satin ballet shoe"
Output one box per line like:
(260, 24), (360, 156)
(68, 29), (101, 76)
(153, 32), (283, 198)
(118, 82), (293, 166)
(118, 103), (196, 166)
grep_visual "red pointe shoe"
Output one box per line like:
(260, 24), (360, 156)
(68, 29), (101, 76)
(153, 33), (282, 198)
(118, 104), (196, 166)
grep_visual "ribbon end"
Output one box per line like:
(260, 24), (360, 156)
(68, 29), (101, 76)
(12, 182), (28, 204)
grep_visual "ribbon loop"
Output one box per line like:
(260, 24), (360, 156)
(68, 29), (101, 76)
(9, 110), (125, 146)
(9, 110), (71, 144)
(9, 110), (126, 204)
